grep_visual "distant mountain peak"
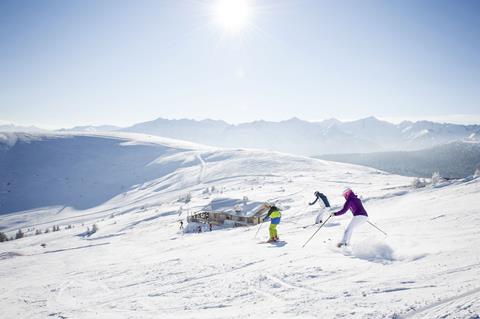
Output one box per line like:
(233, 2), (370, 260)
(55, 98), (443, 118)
(356, 116), (392, 125)
(283, 117), (304, 122)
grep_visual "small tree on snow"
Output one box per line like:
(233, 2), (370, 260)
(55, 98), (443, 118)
(91, 224), (98, 234)
(432, 171), (444, 185)
(15, 229), (24, 239)
(0, 232), (8, 242)
(412, 177), (427, 189)
(35, 229), (42, 235)
(179, 193), (192, 203)
(178, 193), (191, 203)
(474, 168), (480, 177)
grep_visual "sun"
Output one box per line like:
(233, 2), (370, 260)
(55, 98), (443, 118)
(213, 0), (253, 33)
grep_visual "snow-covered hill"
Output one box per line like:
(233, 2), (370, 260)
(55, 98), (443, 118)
(0, 132), (212, 214)
(1, 132), (479, 318)
(120, 117), (480, 155)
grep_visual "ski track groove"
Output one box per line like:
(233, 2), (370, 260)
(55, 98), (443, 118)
(122, 259), (267, 298)
(196, 153), (206, 184)
(401, 286), (480, 318)
(265, 273), (324, 294)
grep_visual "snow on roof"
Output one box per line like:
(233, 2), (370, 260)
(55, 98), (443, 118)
(203, 198), (269, 217)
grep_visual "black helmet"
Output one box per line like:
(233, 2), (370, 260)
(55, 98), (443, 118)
(268, 206), (278, 213)
(314, 191), (320, 197)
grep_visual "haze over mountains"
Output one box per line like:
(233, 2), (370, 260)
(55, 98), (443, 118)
(44, 116), (480, 156)
(2, 116), (479, 159)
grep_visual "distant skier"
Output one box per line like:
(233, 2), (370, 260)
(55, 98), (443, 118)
(330, 188), (368, 247)
(309, 191), (331, 224)
(208, 222), (213, 232)
(197, 225), (202, 233)
(179, 220), (184, 230)
(263, 206), (281, 242)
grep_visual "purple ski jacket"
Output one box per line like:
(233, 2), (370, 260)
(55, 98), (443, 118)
(334, 192), (368, 217)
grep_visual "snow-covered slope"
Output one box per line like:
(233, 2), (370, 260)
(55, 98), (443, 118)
(1, 132), (479, 318)
(0, 132), (212, 215)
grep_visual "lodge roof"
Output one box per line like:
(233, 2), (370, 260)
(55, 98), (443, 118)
(202, 198), (269, 218)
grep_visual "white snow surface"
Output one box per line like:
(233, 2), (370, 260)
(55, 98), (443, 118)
(1, 132), (479, 318)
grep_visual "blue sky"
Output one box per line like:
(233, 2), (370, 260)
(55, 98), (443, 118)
(0, 0), (479, 128)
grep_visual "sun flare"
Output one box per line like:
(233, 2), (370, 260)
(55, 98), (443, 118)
(213, 0), (252, 33)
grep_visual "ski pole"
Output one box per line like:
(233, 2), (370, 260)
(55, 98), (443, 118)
(254, 220), (264, 238)
(302, 214), (333, 248)
(367, 221), (387, 236)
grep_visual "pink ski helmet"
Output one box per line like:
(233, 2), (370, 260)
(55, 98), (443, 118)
(342, 187), (353, 199)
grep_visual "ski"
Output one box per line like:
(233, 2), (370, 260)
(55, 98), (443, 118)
(257, 240), (287, 245)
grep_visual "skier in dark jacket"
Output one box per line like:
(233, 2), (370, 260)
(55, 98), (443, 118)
(309, 191), (331, 224)
(330, 188), (368, 247)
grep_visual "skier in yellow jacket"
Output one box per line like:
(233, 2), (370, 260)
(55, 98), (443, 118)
(263, 206), (281, 242)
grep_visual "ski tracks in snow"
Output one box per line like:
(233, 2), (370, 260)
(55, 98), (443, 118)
(401, 286), (480, 318)
(196, 153), (206, 184)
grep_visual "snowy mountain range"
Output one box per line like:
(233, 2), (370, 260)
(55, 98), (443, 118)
(1, 131), (479, 318)
(5, 117), (479, 156)
(119, 117), (480, 155)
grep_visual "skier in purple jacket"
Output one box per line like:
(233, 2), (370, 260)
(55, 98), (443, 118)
(330, 188), (369, 247)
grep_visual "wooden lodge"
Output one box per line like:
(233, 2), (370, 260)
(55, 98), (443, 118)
(187, 198), (272, 227)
